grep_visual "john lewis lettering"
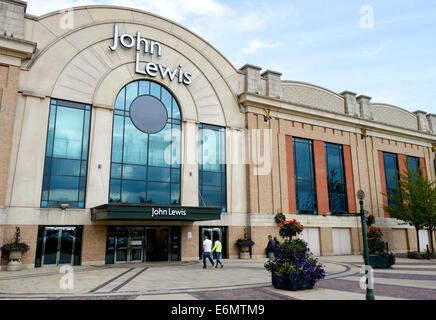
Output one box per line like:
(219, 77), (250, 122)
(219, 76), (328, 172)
(109, 24), (192, 85)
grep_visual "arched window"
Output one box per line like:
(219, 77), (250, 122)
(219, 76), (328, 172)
(109, 80), (181, 205)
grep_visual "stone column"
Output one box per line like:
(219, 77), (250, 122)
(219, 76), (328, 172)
(426, 114), (436, 134)
(0, 0), (26, 39)
(414, 110), (430, 132)
(341, 91), (359, 117)
(261, 70), (282, 99)
(239, 64), (262, 94)
(356, 95), (373, 120)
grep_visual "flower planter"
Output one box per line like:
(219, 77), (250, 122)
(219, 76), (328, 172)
(6, 250), (24, 271)
(272, 274), (315, 291)
(369, 255), (391, 269)
(239, 245), (250, 259)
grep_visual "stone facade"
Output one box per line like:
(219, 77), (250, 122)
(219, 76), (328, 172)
(0, 3), (435, 270)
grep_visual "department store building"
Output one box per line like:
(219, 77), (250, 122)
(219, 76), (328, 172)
(0, 1), (435, 269)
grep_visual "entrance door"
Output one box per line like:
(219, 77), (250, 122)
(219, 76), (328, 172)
(332, 228), (352, 255)
(200, 227), (225, 259)
(145, 228), (170, 261)
(418, 230), (430, 252)
(42, 227), (77, 266)
(115, 227), (129, 263)
(114, 227), (145, 263)
(300, 228), (320, 256)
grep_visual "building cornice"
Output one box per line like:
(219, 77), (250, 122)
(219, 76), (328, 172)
(0, 35), (37, 66)
(238, 92), (436, 144)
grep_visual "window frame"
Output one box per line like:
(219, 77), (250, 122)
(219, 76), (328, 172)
(109, 80), (182, 205)
(198, 123), (227, 212)
(40, 99), (92, 208)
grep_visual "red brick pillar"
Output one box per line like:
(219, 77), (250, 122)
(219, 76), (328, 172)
(285, 136), (297, 214)
(343, 145), (356, 213)
(398, 154), (407, 181)
(419, 158), (427, 179)
(378, 151), (389, 217)
(313, 140), (329, 215)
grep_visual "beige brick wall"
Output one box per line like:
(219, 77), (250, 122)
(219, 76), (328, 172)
(0, 65), (20, 206)
(0, 225), (38, 269)
(250, 226), (280, 258)
(319, 227), (334, 256)
(350, 227), (362, 254)
(181, 225), (199, 261)
(228, 226), (250, 259)
(81, 225), (106, 265)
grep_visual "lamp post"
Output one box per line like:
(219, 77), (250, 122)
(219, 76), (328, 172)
(357, 190), (375, 300)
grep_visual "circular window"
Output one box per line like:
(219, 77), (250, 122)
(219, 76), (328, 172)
(129, 95), (168, 134)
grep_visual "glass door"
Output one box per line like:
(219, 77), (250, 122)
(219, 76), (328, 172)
(130, 228), (144, 262)
(145, 228), (170, 262)
(199, 227), (226, 259)
(41, 227), (77, 266)
(115, 227), (129, 263)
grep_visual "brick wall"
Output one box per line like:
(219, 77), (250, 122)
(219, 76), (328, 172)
(0, 225), (38, 269)
(0, 65), (20, 206)
(81, 225), (106, 265)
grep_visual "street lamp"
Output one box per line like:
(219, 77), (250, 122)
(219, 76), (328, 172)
(357, 190), (375, 300)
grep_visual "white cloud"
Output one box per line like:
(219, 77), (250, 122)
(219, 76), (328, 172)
(242, 38), (281, 54)
(361, 44), (385, 57)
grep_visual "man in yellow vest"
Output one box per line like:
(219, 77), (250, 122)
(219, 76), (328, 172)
(211, 239), (223, 268)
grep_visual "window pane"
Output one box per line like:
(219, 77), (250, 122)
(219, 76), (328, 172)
(111, 163), (122, 179)
(161, 87), (172, 116)
(171, 183), (180, 205)
(200, 129), (221, 172)
(112, 115), (124, 163)
(148, 123), (171, 167)
(296, 192), (315, 211)
(150, 82), (161, 99)
(49, 176), (80, 202)
(51, 158), (81, 176)
(53, 106), (84, 159)
(114, 87), (125, 110)
(123, 117), (148, 165)
(125, 82), (138, 111)
(172, 99), (181, 119)
(146, 182), (170, 204)
(46, 105), (56, 156)
(148, 167), (170, 182)
(294, 140), (311, 179)
(202, 172), (221, 186)
(81, 111), (91, 160)
(109, 179), (121, 202)
(201, 186), (221, 207)
(293, 138), (316, 213)
(121, 180), (146, 203)
(122, 164), (147, 180)
(138, 81), (150, 96)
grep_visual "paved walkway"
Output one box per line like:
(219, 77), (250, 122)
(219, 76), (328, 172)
(0, 256), (435, 300)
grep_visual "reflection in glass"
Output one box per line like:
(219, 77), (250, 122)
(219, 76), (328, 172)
(109, 81), (181, 205)
(383, 152), (400, 207)
(293, 138), (316, 214)
(41, 100), (91, 208)
(325, 143), (347, 213)
(198, 124), (226, 212)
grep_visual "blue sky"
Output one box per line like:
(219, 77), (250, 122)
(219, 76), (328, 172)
(27, 0), (436, 113)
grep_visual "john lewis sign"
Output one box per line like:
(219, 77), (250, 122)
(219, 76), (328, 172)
(91, 204), (221, 221)
(109, 24), (192, 85)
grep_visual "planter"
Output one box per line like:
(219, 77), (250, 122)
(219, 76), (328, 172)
(239, 245), (250, 259)
(369, 255), (391, 269)
(271, 274), (315, 291)
(6, 250), (24, 271)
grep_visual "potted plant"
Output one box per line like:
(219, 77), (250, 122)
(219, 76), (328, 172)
(265, 239), (325, 291)
(1, 227), (30, 271)
(235, 238), (255, 259)
(278, 219), (304, 238)
(367, 226), (395, 268)
(274, 213), (286, 224)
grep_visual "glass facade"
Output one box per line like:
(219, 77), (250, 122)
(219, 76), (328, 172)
(109, 81), (181, 205)
(383, 152), (400, 207)
(325, 143), (348, 213)
(198, 124), (226, 212)
(293, 137), (317, 214)
(41, 99), (91, 208)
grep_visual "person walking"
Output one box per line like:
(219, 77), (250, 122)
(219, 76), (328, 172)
(273, 237), (280, 257)
(202, 235), (214, 269)
(212, 238), (224, 268)
(266, 235), (275, 261)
